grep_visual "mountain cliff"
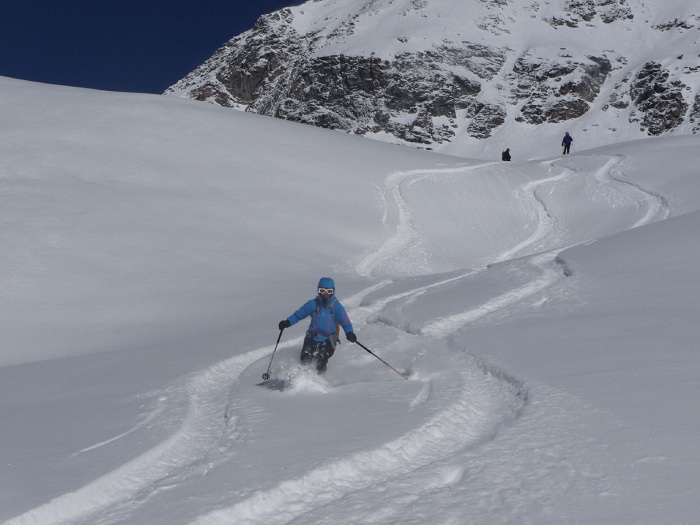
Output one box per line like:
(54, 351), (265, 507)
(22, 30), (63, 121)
(165, 0), (700, 158)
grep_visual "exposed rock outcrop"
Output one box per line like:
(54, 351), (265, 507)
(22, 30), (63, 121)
(165, 0), (700, 152)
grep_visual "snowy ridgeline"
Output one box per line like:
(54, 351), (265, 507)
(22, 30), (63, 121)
(166, 0), (700, 159)
(1, 76), (700, 524)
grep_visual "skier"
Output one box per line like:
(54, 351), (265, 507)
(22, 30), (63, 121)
(278, 277), (356, 374)
(562, 132), (573, 154)
(501, 148), (511, 161)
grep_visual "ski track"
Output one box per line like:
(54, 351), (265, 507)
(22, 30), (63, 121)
(3, 346), (275, 525)
(421, 251), (564, 337)
(354, 162), (495, 279)
(492, 168), (573, 264)
(5, 155), (670, 525)
(595, 155), (670, 226)
(192, 354), (525, 525)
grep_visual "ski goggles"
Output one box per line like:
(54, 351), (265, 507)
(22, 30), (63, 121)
(318, 287), (335, 295)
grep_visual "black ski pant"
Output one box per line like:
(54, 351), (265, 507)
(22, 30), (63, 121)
(300, 335), (336, 373)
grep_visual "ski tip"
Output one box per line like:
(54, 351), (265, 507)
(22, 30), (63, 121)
(256, 378), (287, 391)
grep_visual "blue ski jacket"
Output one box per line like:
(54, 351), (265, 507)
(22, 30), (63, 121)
(286, 294), (353, 343)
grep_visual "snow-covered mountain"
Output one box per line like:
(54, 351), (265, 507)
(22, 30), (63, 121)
(165, 0), (700, 158)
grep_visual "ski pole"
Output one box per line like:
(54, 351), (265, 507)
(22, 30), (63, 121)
(262, 329), (284, 381)
(354, 340), (408, 380)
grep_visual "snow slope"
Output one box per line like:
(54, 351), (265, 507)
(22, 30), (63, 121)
(1, 76), (700, 524)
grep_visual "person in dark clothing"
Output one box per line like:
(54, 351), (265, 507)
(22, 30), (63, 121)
(501, 148), (511, 161)
(562, 132), (573, 154)
(278, 277), (356, 374)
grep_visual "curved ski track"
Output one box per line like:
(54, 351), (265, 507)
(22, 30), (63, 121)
(5, 155), (670, 525)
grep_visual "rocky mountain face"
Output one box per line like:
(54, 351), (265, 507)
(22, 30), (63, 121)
(165, 0), (700, 156)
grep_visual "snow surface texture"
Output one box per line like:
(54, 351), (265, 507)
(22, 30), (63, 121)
(2, 76), (700, 524)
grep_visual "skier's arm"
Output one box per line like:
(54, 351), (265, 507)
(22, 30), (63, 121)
(287, 299), (316, 326)
(333, 302), (354, 337)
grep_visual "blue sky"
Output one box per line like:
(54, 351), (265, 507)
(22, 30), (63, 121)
(1, 1), (300, 93)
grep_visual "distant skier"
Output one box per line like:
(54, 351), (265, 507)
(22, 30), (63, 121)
(278, 277), (356, 374)
(562, 132), (573, 154)
(501, 148), (511, 161)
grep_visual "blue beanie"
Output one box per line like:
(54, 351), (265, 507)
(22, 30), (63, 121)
(318, 277), (335, 290)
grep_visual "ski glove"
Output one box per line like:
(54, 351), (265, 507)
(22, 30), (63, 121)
(279, 320), (291, 331)
(346, 332), (357, 343)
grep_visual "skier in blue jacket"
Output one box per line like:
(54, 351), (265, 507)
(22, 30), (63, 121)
(278, 277), (356, 373)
